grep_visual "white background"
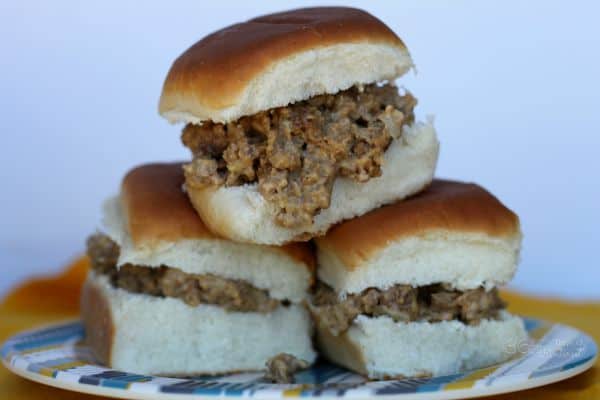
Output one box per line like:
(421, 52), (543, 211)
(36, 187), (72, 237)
(1, 1), (598, 299)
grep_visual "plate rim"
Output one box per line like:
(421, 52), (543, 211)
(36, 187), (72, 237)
(1, 318), (597, 400)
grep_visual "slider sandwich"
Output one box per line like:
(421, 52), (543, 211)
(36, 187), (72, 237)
(159, 7), (439, 244)
(310, 180), (527, 379)
(81, 163), (316, 376)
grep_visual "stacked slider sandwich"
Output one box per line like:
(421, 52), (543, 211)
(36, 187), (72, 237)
(310, 180), (527, 379)
(82, 164), (316, 377)
(159, 7), (440, 244)
(81, 6), (526, 381)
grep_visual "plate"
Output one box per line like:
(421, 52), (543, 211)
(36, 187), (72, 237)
(1, 317), (596, 400)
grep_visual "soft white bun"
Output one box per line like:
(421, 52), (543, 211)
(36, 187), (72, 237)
(81, 273), (316, 376)
(103, 197), (311, 302)
(103, 163), (314, 303)
(318, 230), (521, 294)
(159, 7), (412, 124)
(187, 120), (439, 245)
(315, 180), (522, 294)
(314, 311), (527, 379)
(162, 43), (411, 125)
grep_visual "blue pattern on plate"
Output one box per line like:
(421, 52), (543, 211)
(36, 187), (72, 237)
(1, 318), (596, 398)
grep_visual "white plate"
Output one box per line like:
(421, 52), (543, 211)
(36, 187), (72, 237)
(1, 317), (596, 400)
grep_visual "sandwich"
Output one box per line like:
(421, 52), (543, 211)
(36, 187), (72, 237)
(158, 7), (439, 245)
(81, 163), (316, 377)
(310, 180), (528, 379)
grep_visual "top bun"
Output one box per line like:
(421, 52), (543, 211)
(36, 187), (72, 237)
(117, 162), (312, 267)
(315, 180), (522, 294)
(103, 163), (315, 302)
(159, 7), (413, 124)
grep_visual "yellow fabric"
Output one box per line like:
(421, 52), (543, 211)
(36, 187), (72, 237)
(0, 257), (598, 399)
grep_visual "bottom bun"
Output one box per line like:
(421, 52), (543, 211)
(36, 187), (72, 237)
(315, 311), (527, 379)
(81, 273), (316, 376)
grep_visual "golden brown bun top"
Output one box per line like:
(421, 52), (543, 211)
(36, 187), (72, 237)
(121, 163), (315, 269)
(159, 7), (405, 117)
(315, 180), (520, 268)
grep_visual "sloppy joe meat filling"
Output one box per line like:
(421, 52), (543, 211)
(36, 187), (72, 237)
(264, 353), (310, 384)
(311, 282), (506, 336)
(86, 233), (282, 313)
(182, 83), (417, 228)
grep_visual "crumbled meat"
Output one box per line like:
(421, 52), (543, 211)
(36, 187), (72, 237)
(158, 267), (279, 312)
(182, 83), (417, 228)
(114, 264), (164, 297)
(264, 353), (309, 384)
(86, 233), (120, 275)
(86, 234), (280, 312)
(311, 282), (506, 336)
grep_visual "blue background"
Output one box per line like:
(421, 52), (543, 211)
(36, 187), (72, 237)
(1, 1), (598, 298)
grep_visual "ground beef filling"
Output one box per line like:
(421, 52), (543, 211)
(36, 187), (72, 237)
(264, 353), (310, 384)
(86, 234), (281, 313)
(311, 282), (506, 336)
(182, 84), (417, 228)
